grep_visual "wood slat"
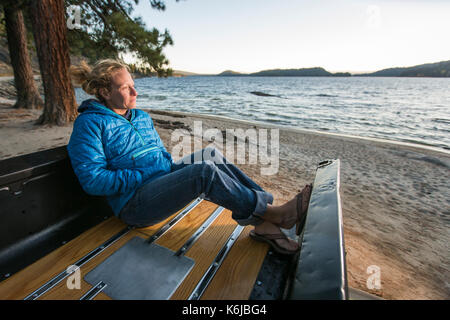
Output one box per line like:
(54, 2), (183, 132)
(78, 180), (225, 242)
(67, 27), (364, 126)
(153, 200), (219, 251)
(200, 226), (268, 300)
(0, 217), (126, 300)
(170, 208), (237, 300)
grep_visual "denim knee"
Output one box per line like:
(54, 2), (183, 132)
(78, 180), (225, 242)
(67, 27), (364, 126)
(201, 159), (218, 174)
(196, 160), (218, 194)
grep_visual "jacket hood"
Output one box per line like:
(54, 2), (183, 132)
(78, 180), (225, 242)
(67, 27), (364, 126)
(77, 99), (123, 118)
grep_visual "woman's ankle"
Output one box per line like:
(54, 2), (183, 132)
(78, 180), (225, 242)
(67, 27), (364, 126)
(260, 197), (298, 228)
(260, 204), (284, 225)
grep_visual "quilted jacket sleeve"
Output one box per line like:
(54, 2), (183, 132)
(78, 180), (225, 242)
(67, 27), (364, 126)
(67, 115), (146, 196)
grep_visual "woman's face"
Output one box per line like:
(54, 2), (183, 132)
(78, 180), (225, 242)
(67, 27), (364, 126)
(102, 68), (138, 114)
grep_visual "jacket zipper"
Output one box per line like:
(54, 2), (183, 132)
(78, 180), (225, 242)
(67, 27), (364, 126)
(128, 120), (146, 146)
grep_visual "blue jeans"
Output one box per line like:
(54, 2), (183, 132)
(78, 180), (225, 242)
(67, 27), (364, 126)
(119, 147), (273, 227)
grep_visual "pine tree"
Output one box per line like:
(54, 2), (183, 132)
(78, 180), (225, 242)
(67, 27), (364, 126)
(2, 2), (43, 110)
(28, 0), (77, 125)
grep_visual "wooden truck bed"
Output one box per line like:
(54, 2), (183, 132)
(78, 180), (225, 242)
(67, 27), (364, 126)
(0, 147), (347, 300)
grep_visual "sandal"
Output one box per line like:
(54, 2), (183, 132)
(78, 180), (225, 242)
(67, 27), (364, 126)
(296, 184), (312, 235)
(249, 230), (300, 255)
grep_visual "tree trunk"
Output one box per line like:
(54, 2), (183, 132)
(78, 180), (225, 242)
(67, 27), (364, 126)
(4, 5), (44, 110)
(28, 0), (77, 126)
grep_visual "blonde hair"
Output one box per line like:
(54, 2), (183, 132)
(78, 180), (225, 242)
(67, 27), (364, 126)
(70, 59), (130, 102)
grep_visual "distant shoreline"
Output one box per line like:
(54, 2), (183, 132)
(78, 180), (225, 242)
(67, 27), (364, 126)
(175, 74), (450, 79)
(2, 75), (450, 80)
(1, 59), (449, 79)
(195, 60), (450, 78)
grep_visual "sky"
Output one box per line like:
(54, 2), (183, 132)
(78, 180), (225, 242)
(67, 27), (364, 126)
(128, 0), (450, 74)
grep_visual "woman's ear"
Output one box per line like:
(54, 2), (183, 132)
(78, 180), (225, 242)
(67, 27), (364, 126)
(99, 87), (110, 101)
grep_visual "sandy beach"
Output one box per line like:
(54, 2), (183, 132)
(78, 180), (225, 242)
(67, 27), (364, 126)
(0, 86), (449, 300)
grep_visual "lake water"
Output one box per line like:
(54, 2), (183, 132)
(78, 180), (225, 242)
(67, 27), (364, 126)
(75, 76), (450, 152)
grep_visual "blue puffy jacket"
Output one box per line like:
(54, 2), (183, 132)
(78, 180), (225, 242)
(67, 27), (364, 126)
(67, 99), (173, 216)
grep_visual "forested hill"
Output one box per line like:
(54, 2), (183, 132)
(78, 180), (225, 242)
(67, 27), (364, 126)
(356, 60), (450, 77)
(217, 61), (450, 77)
(217, 67), (351, 77)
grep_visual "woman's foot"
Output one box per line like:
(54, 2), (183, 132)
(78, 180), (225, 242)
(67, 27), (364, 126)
(252, 221), (299, 254)
(261, 184), (312, 230)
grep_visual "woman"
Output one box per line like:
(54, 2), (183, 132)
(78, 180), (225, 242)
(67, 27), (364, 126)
(68, 59), (312, 255)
